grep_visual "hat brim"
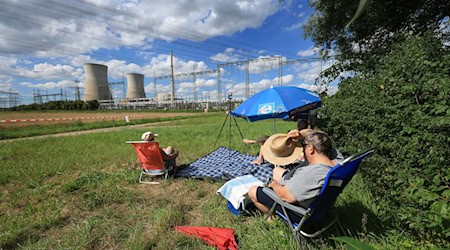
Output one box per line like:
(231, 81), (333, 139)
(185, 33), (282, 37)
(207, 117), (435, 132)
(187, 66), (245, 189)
(261, 134), (303, 166)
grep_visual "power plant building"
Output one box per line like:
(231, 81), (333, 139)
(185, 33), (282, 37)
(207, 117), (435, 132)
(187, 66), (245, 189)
(83, 63), (112, 101)
(126, 73), (146, 99)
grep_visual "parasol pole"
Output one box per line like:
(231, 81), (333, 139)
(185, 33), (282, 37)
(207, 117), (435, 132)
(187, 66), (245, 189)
(273, 119), (277, 134)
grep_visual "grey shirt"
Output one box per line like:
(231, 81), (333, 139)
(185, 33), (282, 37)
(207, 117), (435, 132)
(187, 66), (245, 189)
(330, 148), (344, 163)
(279, 163), (332, 207)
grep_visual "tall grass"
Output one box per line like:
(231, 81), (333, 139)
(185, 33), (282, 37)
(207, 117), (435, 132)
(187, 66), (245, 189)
(0, 115), (425, 249)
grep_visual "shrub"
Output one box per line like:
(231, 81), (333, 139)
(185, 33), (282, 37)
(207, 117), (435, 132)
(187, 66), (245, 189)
(320, 33), (450, 243)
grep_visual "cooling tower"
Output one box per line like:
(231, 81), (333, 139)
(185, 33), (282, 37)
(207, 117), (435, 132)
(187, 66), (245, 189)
(83, 63), (112, 101)
(126, 73), (146, 98)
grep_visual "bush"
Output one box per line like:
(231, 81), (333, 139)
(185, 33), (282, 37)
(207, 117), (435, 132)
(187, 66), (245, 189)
(320, 33), (450, 243)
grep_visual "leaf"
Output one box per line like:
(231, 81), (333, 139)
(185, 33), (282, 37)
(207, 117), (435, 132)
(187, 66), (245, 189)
(346, 0), (372, 28)
(331, 237), (377, 250)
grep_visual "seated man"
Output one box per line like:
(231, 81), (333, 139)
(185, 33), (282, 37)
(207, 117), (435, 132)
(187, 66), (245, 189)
(248, 131), (335, 221)
(287, 129), (344, 165)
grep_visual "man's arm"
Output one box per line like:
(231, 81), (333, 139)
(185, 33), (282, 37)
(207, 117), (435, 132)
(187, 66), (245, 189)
(287, 128), (313, 140)
(268, 180), (296, 203)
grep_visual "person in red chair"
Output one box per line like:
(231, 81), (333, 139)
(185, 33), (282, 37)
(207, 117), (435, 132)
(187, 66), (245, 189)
(248, 131), (335, 219)
(141, 131), (179, 162)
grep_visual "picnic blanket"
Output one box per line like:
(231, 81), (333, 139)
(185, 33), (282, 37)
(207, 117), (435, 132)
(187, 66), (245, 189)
(176, 147), (273, 183)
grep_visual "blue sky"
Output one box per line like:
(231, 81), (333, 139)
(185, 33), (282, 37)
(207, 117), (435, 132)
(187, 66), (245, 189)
(0, 0), (337, 105)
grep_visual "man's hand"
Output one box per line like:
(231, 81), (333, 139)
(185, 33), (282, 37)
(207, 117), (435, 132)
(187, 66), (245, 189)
(287, 129), (300, 140)
(269, 179), (297, 203)
(287, 128), (313, 141)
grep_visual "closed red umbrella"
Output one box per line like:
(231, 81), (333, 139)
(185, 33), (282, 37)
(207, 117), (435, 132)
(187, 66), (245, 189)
(174, 226), (238, 250)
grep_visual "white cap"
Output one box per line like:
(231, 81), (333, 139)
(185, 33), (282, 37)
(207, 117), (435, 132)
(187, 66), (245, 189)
(141, 131), (158, 141)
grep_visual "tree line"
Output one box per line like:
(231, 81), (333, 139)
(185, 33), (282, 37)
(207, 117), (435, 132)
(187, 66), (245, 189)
(5, 100), (100, 111)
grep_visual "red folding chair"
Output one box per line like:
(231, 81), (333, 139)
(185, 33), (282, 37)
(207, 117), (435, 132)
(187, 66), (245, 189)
(126, 141), (175, 184)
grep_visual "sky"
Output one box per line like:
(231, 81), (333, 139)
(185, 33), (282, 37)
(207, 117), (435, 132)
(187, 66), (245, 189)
(0, 0), (337, 106)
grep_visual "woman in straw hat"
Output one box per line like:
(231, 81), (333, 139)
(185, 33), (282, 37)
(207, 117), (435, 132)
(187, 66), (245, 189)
(247, 131), (335, 220)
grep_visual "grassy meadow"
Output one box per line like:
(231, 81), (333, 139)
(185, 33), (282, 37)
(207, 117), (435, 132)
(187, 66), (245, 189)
(0, 113), (424, 249)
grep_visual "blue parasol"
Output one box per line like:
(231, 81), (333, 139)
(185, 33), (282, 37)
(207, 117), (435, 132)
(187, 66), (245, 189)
(231, 86), (321, 122)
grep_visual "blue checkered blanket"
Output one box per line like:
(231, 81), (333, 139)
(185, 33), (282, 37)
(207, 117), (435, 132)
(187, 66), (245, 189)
(176, 147), (273, 183)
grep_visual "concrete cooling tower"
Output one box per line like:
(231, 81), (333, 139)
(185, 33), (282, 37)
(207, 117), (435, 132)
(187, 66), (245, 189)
(83, 63), (112, 101)
(126, 73), (146, 98)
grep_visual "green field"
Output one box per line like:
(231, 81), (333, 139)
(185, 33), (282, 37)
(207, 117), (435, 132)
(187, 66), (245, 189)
(0, 114), (433, 249)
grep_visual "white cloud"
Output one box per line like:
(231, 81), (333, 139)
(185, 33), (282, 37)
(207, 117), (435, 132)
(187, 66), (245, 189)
(196, 78), (217, 87)
(288, 59), (334, 84)
(297, 46), (319, 57)
(211, 48), (241, 62)
(1, 0), (280, 57)
(297, 82), (338, 95)
(71, 55), (96, 67)
(19, 78), (75, 89)
(226, 74), (294, 99)
(0, 79), (13, 91)
(200, 90), (218, 101)
(224, 56), (283, 74)
(0, 0), (287, 104)
(285, 22), (303, 31)
(298, 83), (317, 91)
(0, 55), (17, 71)
(246, 56), (281, 74)
(14, 63), (80, 81)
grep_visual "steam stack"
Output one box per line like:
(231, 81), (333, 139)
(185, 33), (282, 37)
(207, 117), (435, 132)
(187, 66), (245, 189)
(126, 73), (146, 98)
(83, 63), (112, 101)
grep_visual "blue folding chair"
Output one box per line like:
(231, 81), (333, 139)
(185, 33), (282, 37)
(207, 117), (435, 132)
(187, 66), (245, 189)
(262, 149), (374, 247)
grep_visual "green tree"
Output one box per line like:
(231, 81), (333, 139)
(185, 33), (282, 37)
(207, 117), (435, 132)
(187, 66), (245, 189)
(303, 0), (449, 80)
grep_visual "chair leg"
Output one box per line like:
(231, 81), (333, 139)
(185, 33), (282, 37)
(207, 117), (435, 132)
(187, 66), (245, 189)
(294, 232), (302, 249)
(164, 160), (176, 179)
(300, 211), (339, 238)
(139, 172), (161, 185)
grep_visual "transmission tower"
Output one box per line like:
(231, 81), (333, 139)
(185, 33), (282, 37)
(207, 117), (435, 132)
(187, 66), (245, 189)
(218, 56), (282, 99)
(153, 69), (218, 101)
(68, 80), (83, 101)
(193, 64), (198, 102)
(0, 89), (20, 108)
(108, 81), (125, 100)
(32, 88), (63, 103)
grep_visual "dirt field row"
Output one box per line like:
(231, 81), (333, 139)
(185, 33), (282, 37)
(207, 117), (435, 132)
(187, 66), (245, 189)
(0, 111), (203, 128)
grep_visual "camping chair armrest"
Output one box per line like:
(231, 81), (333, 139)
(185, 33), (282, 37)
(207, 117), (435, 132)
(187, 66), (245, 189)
(341, 148), (374, 164)
(262, 187), (309, 216)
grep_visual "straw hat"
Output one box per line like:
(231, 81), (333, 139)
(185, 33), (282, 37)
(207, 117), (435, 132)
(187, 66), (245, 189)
(141, 131), (158, 141)
(261, 133), (302, 166)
